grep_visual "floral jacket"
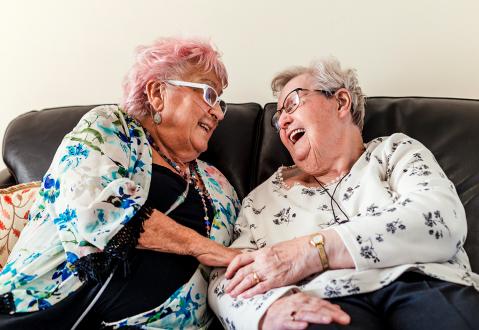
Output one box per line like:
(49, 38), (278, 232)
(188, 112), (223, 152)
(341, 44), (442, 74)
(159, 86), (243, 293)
(0, 105), (240, 329)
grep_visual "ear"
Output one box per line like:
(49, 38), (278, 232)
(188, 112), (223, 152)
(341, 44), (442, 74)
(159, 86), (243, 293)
(336, 88), (352, 118)
(145, 80), (165, 112)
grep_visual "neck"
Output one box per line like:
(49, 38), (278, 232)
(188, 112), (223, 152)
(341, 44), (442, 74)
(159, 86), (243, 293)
(310, 127), (364, 185)
(140, 116), (189, 172)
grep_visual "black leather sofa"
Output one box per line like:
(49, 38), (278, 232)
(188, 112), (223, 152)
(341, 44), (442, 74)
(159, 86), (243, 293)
(1, 97), (479, 274)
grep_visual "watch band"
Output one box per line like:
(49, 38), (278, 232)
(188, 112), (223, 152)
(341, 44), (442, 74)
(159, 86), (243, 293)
(310, 233), (329, 271)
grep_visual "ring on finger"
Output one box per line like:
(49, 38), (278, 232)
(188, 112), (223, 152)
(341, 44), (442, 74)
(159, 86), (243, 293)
(290, 310), (297, 321)
(252, 271), (260, 285)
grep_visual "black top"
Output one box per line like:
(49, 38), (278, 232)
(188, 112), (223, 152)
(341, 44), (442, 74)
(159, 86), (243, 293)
(93, 163), (215, 322)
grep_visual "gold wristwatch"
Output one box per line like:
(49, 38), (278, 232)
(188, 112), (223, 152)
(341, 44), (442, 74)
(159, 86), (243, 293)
(309, 233), (329, 271)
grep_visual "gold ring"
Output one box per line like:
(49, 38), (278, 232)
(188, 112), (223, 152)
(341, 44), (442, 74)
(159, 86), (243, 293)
(290, 310), (297, 321)
(252, 271), (260, 285)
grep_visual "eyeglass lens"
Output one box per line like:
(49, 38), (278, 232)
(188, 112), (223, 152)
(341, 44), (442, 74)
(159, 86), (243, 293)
(271, 90), (300, 131)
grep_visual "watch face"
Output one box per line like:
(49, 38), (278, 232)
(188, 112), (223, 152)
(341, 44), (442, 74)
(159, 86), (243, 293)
(313, 234), (324, 245)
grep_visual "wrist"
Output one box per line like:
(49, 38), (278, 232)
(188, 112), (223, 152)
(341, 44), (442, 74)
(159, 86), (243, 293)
(321, 229), (354, 269)
(309, 232), (329, 272)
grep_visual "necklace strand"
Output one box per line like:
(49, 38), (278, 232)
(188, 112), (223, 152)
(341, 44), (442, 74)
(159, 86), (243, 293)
(145, 131), (212, 237)
(191, 163), (213, 237)
(313, 174), (350, 224)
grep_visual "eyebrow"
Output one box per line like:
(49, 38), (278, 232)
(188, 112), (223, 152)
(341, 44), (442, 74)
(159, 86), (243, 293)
(277, 89), (296, 110)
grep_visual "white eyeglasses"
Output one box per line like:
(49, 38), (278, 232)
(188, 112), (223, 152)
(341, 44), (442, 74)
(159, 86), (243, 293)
(165, 80), (227, 115)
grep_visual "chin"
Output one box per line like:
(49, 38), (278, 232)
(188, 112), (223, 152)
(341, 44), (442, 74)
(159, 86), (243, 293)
(193, 144), (208, 158)
(290, 145), (310, 163)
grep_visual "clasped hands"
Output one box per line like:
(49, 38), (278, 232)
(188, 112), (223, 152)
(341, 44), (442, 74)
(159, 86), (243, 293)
(225, 235), (322, 298)
(225, 234), (350, 329)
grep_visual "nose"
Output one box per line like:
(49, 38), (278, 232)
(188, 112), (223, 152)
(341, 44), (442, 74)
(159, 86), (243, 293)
(209, 103), (225, 121)
(278, 111), (292, 130)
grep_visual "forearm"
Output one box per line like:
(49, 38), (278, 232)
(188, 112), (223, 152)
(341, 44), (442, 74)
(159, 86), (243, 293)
(137, 209), (199, 254)
(137, 209), (239, 266)
(291, 230), (354, 277)
(333, 189), (466, 270)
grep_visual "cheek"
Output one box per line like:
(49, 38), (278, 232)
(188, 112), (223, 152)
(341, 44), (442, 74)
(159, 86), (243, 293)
(279, 131), (290, 148)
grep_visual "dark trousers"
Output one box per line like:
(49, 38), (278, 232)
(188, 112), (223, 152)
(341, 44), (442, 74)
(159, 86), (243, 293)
(308, 272), (479, 330)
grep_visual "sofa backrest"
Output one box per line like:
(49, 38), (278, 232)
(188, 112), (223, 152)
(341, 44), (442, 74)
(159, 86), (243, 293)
(2, 97), (479, 272)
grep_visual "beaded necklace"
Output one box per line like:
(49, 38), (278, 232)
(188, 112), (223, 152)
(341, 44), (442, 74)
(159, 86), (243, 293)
(158, 150), (190, 182)
(190, 162), (213, 237)
(145, 131), (212, 237)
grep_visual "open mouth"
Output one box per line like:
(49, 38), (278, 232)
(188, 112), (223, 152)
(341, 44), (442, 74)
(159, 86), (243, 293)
(288, 128), (305, 144)
(199, 122), (212, 133)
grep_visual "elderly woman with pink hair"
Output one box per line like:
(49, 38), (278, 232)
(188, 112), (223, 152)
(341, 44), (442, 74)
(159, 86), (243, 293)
(0, 37), (240, 329)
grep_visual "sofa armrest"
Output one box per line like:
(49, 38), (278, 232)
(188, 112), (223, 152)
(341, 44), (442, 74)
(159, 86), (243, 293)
(0, 168), (16, 188)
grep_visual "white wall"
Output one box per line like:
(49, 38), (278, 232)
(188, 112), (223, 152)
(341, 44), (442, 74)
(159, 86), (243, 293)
(1, 0), (478, 171)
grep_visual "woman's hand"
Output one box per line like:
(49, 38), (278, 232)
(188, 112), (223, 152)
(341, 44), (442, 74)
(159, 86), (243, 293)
(260, 292), (350, 330)
(225, 230), (354, 298)
(138, 209), (240, 267)
(225, 236), (321, 298)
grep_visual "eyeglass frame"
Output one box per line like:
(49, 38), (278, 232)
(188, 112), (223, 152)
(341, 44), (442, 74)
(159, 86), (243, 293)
(165, 80), (227, 115)
(271, 88), (335, 132)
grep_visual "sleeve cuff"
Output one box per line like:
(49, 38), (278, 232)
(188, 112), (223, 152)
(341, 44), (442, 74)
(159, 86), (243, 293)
(73, 203), (153, 282)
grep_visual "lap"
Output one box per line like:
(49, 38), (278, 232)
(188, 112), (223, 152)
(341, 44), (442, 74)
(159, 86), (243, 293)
(306, 294), (384, 330)
(382, 272), (479, 330)
(307, 272), (479, 330)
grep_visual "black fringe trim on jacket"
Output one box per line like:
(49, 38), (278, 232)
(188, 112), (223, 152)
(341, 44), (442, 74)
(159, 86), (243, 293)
(73, 204), (153, 283)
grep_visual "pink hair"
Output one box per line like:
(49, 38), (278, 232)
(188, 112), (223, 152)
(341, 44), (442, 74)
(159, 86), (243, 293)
(121, 37), (228, 118)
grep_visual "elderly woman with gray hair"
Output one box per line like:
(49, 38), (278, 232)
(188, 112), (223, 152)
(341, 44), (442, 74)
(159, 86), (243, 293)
(208, 58), (479, 330)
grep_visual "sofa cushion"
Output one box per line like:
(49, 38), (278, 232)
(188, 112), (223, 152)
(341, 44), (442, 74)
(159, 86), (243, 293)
(0, 181), (41, 269)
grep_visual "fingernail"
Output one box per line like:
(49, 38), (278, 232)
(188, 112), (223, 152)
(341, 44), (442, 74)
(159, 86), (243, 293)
(340, 315), (350, 322)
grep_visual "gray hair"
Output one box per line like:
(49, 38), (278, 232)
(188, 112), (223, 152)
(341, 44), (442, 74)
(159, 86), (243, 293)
(271, 57), (366, 131)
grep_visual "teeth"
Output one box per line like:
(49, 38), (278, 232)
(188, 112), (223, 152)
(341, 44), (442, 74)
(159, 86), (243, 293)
(199, 123), (210, 132)
(289, 128), (305, 143)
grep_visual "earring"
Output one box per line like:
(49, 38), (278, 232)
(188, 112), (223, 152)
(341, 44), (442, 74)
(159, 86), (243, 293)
(153, 111), (162, 125)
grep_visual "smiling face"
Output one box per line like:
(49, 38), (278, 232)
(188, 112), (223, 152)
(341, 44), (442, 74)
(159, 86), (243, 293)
(147, 69), (225, 162)
(276, 73), (347, 175)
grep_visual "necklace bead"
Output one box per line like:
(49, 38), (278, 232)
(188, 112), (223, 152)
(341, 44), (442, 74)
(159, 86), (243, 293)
(145, 131), (213, 237)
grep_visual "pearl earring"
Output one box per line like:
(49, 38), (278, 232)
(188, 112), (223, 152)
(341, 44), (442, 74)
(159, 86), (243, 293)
(153, 112), (162, 125)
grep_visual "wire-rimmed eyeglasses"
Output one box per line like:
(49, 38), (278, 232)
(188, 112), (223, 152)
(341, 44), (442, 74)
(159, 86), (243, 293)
(271, 88), (334, 131)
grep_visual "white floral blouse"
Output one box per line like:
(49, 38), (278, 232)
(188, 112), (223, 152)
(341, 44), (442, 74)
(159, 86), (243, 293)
(208, 133), (479, 330)
(0, 105), (240, 329)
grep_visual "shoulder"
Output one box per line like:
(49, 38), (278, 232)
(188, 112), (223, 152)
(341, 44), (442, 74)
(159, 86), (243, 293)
(197, 160), (227, 183)
(196, 160), (238, 199)
(68, 105), (148, 146)
(244, 167), (282, 201)
(73, 105), (131, 133)
(366, 133), (425, 154)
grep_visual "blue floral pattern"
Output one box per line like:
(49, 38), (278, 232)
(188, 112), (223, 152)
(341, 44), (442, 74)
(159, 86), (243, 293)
(0, 105), (240, 329)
